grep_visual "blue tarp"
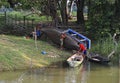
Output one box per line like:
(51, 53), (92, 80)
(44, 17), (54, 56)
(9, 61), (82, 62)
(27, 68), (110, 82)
(66, 29), (91, 49)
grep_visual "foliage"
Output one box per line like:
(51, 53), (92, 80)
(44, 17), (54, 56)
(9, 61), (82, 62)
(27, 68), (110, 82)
(7, 11), (51, 22)
(90, 37), (119, 63)
(86, 0), (119, 40)
(90, 37), (114, 55)
(0, 0), (10, 7)
(18, 0), (42, 9)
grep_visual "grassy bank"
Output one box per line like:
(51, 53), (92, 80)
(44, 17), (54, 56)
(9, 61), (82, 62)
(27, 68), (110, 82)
(0, 34), (119, 71)
(90, 37), (120, 64)
(0, 35), (71, 71)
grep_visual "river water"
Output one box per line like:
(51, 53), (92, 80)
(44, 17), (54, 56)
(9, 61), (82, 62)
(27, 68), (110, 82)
(0, 62), (119, 83)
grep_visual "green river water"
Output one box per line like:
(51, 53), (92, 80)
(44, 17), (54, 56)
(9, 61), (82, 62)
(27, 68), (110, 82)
(0, 62), (119, 83)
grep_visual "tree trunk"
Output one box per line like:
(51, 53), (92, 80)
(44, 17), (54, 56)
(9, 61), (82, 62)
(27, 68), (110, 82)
(48, 0), (58, 26)
(76, 0), (85, 26)
(87, 0), (91, 20)
(115, 0), (120, 18)
(58, 0), (68, 26)
(61, 0), (68, 25)
(67, 0), (74, 18)
(7, 0), (14, 8)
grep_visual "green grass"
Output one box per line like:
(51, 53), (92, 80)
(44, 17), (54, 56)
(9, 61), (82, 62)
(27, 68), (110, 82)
(90, 37), (120, 63)
(0, 35), (71, 71)
(0, 13), (5, 27)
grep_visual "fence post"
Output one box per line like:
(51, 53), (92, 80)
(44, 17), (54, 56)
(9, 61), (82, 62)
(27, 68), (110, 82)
(15, 14), (17, 25)
(32, 19), (34, 28)
(4, 11), (6, 25)
(23, 16), (25, 26)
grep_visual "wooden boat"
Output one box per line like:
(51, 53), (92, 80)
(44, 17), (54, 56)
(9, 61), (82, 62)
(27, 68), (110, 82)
(86, 53), (110, 64)
(41, 28), (79, 50)
(67, 53), (84, 67)
(41, 28), (91, 50)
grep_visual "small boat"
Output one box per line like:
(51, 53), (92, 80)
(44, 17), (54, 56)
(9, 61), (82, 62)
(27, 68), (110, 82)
(67, 53), (84, 67)
(86, 53), (110, 64)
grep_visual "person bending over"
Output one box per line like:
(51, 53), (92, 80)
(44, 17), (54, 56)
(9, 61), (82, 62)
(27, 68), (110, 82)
(78, 42), (87, 58)
(60, 32), (66, 50)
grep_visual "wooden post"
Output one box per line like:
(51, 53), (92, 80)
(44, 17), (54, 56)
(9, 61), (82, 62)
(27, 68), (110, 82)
(32, 19), (34, 28)
(15, 14), (17, 25)
(4, 11), (6, 25)
(34, 27), (38, 49)
(23, 16), (25, 26)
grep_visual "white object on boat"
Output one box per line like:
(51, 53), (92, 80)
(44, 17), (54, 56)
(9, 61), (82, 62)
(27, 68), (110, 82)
(67, 53), (84, 67)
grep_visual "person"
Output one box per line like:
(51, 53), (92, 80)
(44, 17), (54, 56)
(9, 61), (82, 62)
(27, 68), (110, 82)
(78, 42), (87, 58)
(29, 24), (41, 40)
(35, 25), (41, 39)
(28, 24), (42, 39)
(60, 32), (66, 49)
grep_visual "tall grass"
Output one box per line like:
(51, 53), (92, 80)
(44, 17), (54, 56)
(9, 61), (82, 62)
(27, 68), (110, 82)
(90, 37), (119, 63)
(114, 40), (120, 64)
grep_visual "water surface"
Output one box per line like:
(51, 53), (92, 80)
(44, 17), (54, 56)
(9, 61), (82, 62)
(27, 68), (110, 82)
(0, 62), (119, 83)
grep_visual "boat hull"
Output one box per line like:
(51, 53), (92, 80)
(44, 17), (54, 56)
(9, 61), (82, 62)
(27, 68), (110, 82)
(41, 28), (79, 50)
(86, 53), (110, 64)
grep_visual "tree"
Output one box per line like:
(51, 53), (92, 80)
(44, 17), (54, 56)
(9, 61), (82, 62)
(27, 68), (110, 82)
(66, 0), (74, 18)
(114, 0), (120, 17)
(57, 0), (68, 25)
(86, 0), (119, 40)
(6, 0), (86, 27)
(113, 0), (120, 33)
(76, 0), (85, 26)
(7, 0), (18, 8)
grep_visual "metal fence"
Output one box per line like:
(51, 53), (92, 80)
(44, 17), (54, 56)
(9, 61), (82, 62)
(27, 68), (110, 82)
(0, 11), (37, 35)
(5, 12), (34, 28)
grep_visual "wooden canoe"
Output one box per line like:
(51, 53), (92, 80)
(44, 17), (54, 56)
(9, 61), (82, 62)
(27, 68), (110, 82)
(41, 28), (79, 50)
(67, 53), (84, 67)
(86, 53), (110, 64)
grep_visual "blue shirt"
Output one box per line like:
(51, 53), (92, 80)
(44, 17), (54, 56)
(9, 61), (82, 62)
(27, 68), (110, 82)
(36, 30), (41, 36)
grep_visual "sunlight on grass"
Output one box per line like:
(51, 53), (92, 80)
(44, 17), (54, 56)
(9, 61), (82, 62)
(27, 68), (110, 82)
(0, 35), (71, 71)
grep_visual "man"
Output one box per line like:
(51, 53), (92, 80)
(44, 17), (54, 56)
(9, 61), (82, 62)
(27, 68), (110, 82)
(36, 27), (41, 39)
(60, 32), (66, 49)
(28, 24), (42, 39)
(31, 24), (42, 40)
(78, 42), (87, 57)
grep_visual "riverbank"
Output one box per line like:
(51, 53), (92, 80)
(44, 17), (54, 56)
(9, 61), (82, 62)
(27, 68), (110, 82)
(0, 34), (71, 71)
(0, 34), (119, 71)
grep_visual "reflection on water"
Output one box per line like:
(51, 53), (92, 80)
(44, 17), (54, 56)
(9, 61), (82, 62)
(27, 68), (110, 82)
(0, 62), (119, 83)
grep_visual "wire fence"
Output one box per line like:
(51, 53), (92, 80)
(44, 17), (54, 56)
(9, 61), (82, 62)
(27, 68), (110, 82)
(0, 11), (37, 35)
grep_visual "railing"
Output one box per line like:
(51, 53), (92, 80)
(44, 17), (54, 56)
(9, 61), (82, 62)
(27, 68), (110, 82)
(4, 11), (35, 28)
(65, 29), (91, 49)
(0, 11), (37, 35)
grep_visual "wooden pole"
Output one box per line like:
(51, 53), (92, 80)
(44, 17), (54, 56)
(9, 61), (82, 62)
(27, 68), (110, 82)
(34, 27), (38, 49)
(30, 27), (38, 69)
(23, 16), (25, 26)
(4, 11), (6, 25)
